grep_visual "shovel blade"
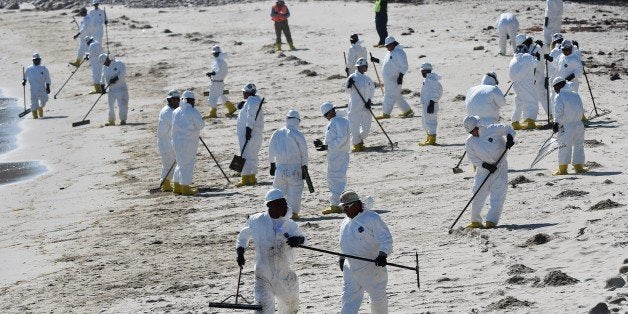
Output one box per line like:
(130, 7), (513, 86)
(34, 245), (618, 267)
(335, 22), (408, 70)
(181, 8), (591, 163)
(229, 155), (246, 172)
(72, 119), (90, 127)
(18, 109), (31, 118)
(452, 167), (463, 174)
(208, 302), (262, 311)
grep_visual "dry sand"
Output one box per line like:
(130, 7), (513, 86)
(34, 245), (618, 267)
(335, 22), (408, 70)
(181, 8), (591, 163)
(0, 1), (627, 312)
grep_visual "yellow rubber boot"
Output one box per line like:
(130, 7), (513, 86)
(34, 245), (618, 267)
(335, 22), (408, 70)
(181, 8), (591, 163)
(291, 212), (300, 220)
(105, 120), (116, 126)
(37, 107), (43, 118)
(204, 108), (218, 119)
(581, 115), (588, 122)
(180, 185), (198, 196)
(248, 175), (257, 186)
(120, 120), (126, 125)
(235, 175), (250, 188)
(466, 221), (483, 229)
(419, 134), (436, 146)
(322, 205), (343, 215)
(375, 113), (391, 120)
(552, 164), (568, 176)
(173, 182), (182, 194)
(484, 221), (497, 229)
(69, 58), (81, 67)
(275, 43), (282, 52)
(399, 109), (414, 118)
(351, 142), (365, 152)
(573, 164), (588, 173)
(288, 41), (296, 50)
(161, 179), (173, 192)
(511, 121), (522, 130)
(32, 110), (38, 119)
(523, 118), (536, 130)
(225, 101), (237, 116)
(90, 84), (101, 94)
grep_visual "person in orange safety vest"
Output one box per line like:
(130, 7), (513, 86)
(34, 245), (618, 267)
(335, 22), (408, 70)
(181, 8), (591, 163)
(270, 0), (295, 52)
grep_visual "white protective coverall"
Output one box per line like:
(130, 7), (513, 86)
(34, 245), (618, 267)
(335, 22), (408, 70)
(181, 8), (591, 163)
(526, 43), (551, 118)
(419, 72), (443, 135)
(237, 95), (264, 176)
(465, 75), (506, 126)
(324, 116), (351, 205)
(496, 13), (519, 55)
(75, 15), (94, 60)
(24, 64), (51, 111)
(268, 119), (308, 214)
(100, 58), (129, 122)
(157, 104), (176, 180)
(346, 70), (375, 145)
(236, 211), (307, 314)
(346, 42), (368, 74)
(554, 90), (585, 165)
(557, 53), (583, 92)
(87, 7), (106, 44)
(509, 52), (539, 122)
(543, 0), (563, 48)
(171, 100), (205, 185)
(381, 45), (411, 115)
(465, 124), (515, 224)
(208, 54), (230, 108)
(340, 209), (393, 314)
(87, 39), (103, 84)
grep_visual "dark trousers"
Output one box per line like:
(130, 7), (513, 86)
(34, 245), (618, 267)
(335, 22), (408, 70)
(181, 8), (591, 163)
(375, 12), (388, 45)
(274, 21), (292, 44)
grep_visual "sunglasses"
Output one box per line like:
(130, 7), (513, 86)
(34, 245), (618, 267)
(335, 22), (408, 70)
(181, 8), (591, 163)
(341, 201), (357, 210)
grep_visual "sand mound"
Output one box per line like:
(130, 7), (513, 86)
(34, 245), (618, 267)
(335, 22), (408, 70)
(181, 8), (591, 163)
(541, 270), (579, 286)
(520, 233), (551, 247)
(509, 175), (533, 187)
(486, 296), (533, 310)
(507, 264), (535, 275)
(585, 161), (603, 169)
(584, 139), (605, 147)
(556, 189), (589, 198)
(589, 199), (624, 211)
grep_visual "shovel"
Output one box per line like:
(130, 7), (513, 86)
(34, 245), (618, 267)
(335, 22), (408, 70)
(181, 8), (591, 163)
(452, 151), (466, 174)
(72, 83), (109, 127)
(18, 67), (31, 118)
(208, 267), (262, 311)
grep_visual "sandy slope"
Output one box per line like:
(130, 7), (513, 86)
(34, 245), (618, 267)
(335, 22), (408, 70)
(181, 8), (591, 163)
(0, 1), (626, 313)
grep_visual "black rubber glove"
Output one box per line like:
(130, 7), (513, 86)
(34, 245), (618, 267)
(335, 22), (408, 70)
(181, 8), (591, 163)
(270, 163), (276, 176)
(365, 99), (372, 109)
(573, 41), (579, 48)
(339, 257), (345, 271)
(109, 76), (119, 85)
(237, 247), (245, 267)
(397, 73), (404, 85)
(374, 251), (387, 267)
(301, 165), (308, 179)
(73, 33), (80, 40)
(313, 139), (323, 148)
(544, 54), (553, 62)
(544, 77), (549, 89)
(347, 77), (355, 89)
(104, 19), (108, 25)
(427, 100), (435, 114)
(286, 236), (305, 247)
(316, 145), (328, 152)
(100, 84), (106, 94)
(533, 52), (541, 61)
(552, 122), (559, 133)
(345, 67), (349, 77)
(535, 40), (544, 48)
(482, 162), (497, 173)
(45, 84), (50, 94)
(22, 79), (26, 86)
(206, 71), (216, 77)
(85, 54), (89, 60)
(544, 17), (548, 27)
(245, 127), (252, 140)
(370, 56), (380, 63)
(506, 134), (514, 149)
(565, 73), (575, 81)
(237, 100), (245, 110)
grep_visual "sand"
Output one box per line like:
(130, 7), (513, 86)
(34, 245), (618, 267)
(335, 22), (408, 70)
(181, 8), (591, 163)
(0, 1), (627, 312)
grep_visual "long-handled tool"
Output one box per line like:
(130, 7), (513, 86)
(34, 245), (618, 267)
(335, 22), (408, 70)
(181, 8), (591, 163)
(229, 98), (264, 172)
(18, 67), (31, 118)
(71, 16), (79, 29)
(298, 244), (420, 289)
(104, 8), (110, 54)
(449, 147), (508, 232)
(199, 136), (231, 184)
(369, 52), (385, 95)
(343, 52), (349, 77)
(208, 267), (262, 311)
(582, 62), (600, 118)
(71, 84), (109, 127)
(452, 151), (466, 174)
(54, 58), (85, 99)
(351, 85), (397, 150)
(503, 81), (514, 97)
(530, 132), (565, 169)
(149, 161), (176, 194)
(536, 59), (554, 130)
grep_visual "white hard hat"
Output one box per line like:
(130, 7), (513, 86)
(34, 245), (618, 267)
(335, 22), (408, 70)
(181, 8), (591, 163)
(92, 0), (101, 4)
(167, 89), (180, 99)
(286, 109), (300, 120)
(515, 34), (527, 46)
(354, 58), (368, 67)
(265, 188), (285, 204)
(463, 115), (480, 133)
(32, 52), (41, 59)
(552, 76), (566, 86)
(211, 45), (221, 53)
(242, 82), (256, 94)
(181, 90), (195, 99)
(420, 62), (432, 71)
(84, 35), (93, 43)
(561, 40), (573, 49)
(552, 33), (563, 42)
(339, 190), (360, 207)
(320, 102), (334, 116)
(384, 36), (397, 46)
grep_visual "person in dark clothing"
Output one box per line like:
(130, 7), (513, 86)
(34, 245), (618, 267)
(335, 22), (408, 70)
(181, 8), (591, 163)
(374, 0), (388, 47)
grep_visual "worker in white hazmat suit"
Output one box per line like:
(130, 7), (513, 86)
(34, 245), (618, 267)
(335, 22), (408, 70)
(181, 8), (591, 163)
(509, 45), (539, 130)
(495, 12), (519, 56)
(268, 110), (309, 220)
(314, 102), (350, 215)
(87, 0), (107, 46)
(463, 116), (515, 229)
(22, 53), (51, 119)
(370, 36), (414, 119)
(418, 62), (443, 146)
(345, 58), (375, 152)
(338, 191), (393, 314)
(346, 34), (368, 76)
(236, 188), (307, 314)
(171, 90), (205, 196)
(522, 36), (551, 123)
(70, 8), (93, 67)
(235, 83), (264, 187)
(555, 40), (583, 92)
(99, 53), (129, 126)
(205, 45), (237, 119)
(543, 0), (563, 49)
(465, 73), (506, 126)
(84, 36), (103, 94)
(157, 90), (180, 192)
(550, 77), (587, 175)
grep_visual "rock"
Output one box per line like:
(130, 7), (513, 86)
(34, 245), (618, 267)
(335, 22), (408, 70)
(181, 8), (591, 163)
(542, 270), (579, 286)
(486, 296), (533, 310)
(163, 29), (172, 33)
(610, 73), (620, 81)
(520, 233), (551, 247)
(589, 199), (624, 211)
(620, 265), (628, 274)
(589, 302), (610, 314)
(473, 45), (485, 50)
(605, 276), (626, 290)
(508, 264), (535, 275)
(603, 179), (613, 184)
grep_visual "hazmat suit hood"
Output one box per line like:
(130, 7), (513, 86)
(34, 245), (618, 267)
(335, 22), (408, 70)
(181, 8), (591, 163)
(285, 116), (300, 131)
(481, 74), (498, 86)
(425, 72), (441, 81)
